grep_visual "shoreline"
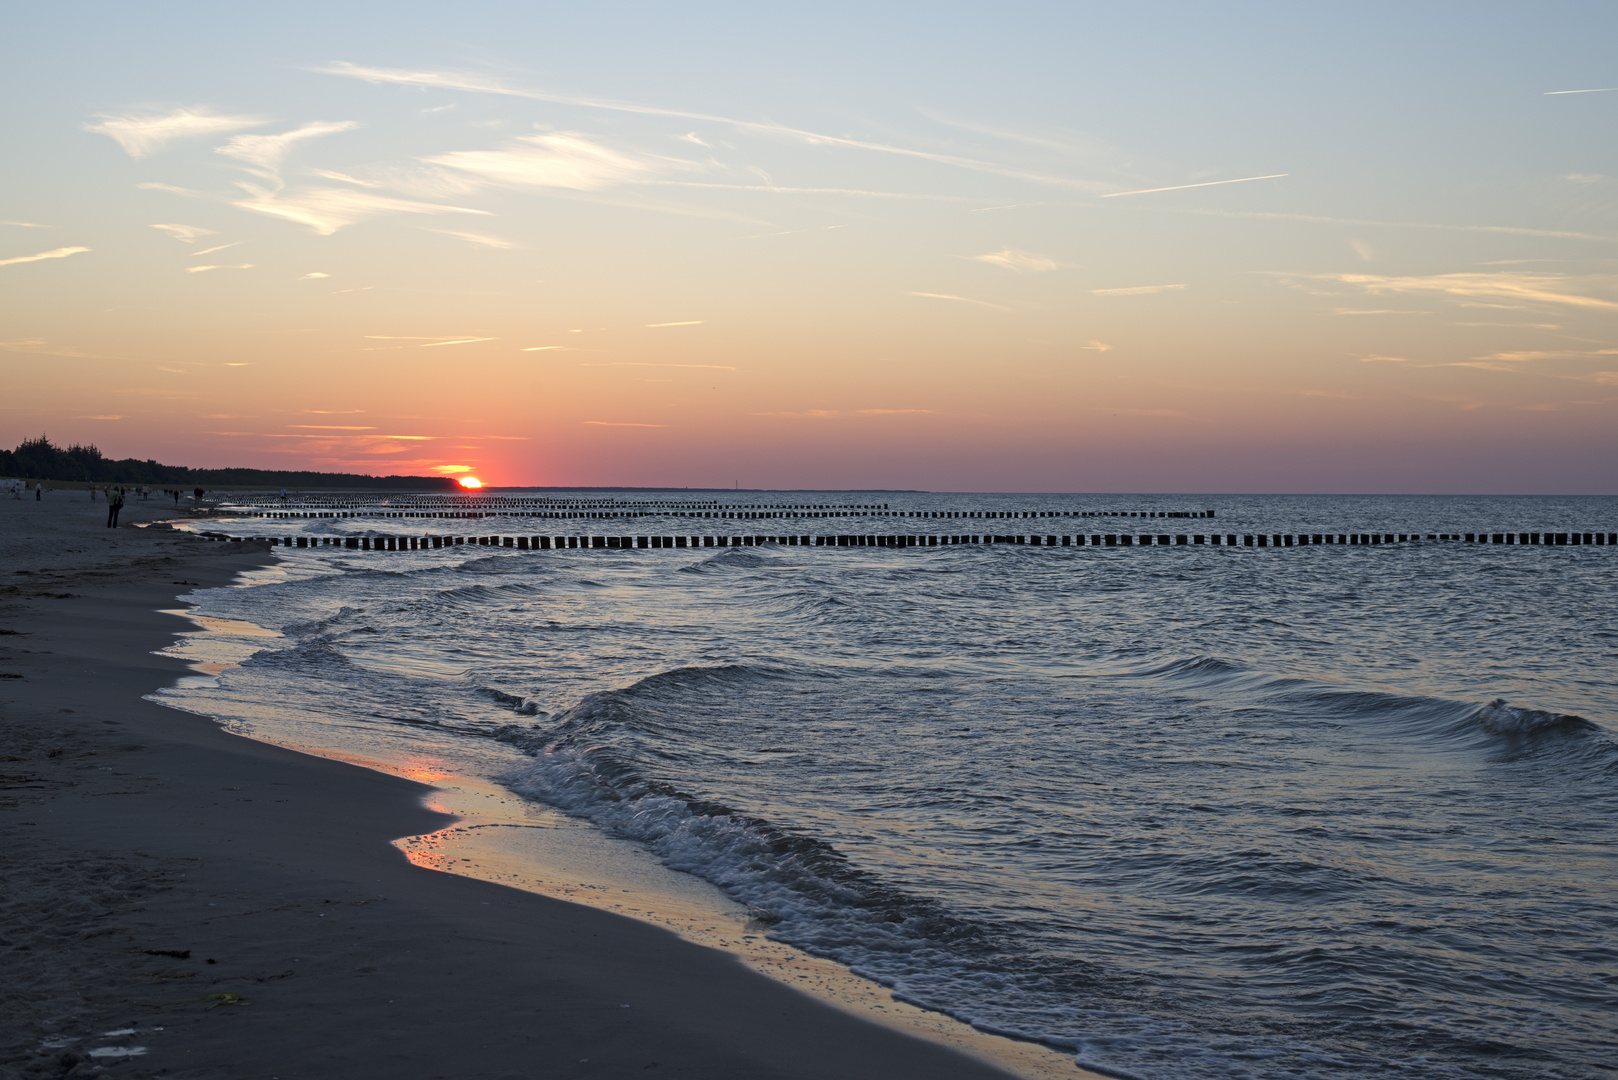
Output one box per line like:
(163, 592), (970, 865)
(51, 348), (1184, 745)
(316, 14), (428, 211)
(0, 497), (1089, 1079)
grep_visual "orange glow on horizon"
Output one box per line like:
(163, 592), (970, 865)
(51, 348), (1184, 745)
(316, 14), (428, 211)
(458, 476), (484, 489)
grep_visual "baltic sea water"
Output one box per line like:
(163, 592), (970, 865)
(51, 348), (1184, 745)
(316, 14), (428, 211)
(158, 493), (1617, 1080)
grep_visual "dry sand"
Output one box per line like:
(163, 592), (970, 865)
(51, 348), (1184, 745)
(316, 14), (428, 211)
(0, 493), (1091, 1080)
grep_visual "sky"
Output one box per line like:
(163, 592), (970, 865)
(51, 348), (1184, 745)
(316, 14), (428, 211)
(2, 2), (1615, 492)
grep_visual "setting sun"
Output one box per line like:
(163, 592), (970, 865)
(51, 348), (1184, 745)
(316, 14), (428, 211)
(458, 476), (483, 489)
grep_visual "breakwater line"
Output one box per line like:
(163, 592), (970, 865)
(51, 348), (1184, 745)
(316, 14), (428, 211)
(228, 505), (1217, 522)
(201, 530), (1616, 550)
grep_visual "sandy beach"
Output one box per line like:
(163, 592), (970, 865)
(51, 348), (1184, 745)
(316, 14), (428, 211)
(0, 493), (1041, 1080)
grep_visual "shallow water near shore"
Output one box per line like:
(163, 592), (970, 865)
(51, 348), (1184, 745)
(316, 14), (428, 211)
(157, 493), (1618, 1080)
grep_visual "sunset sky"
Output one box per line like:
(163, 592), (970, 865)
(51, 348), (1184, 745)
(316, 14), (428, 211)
(3, 2), (1615, 492)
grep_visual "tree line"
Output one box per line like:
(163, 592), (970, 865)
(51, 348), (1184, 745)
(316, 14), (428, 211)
(1, 437), (459, 490)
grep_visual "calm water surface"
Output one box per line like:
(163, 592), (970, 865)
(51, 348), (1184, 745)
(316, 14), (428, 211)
(160, 494), (1618, 1080)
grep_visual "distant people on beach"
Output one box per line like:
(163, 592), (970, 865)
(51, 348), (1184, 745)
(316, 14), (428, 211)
(193, 487), (204, 502)
(107, 487), (125, 528)
(172, 489), (181, 506)
(35, 483), (42, 501)
(280, 488), (288, 503)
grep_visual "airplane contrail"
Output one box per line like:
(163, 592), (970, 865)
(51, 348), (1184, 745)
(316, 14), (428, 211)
(1100, 174), (1288, 198)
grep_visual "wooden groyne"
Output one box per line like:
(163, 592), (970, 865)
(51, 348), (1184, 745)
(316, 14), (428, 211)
(232, 506), (1218, 522)
(203, 531), (1616, 550)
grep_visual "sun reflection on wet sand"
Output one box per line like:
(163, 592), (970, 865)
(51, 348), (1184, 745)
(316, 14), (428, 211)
(391, 775), (1099, 1080)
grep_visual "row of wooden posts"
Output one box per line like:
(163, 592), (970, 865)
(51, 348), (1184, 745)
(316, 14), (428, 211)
(203, 531), (1617, 551)
(243, 508), (1218, 521)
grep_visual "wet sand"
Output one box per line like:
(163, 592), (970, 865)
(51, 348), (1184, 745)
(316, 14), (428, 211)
(0, 494), (1095, 1079)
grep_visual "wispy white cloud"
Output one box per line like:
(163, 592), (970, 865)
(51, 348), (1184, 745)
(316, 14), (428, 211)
(136, 182), (204, 197)
(738, 225), (855, 240)
(424, 228), (516, 248)
(1092, 283), (1187, 296)
(583, 420), (667, 427)
(320, 62), (1108, 191)
(1294, 272), (1618, 311)
(150, 223), (215, 243)
(0, 246), (90, 268)
(2, 220), (50, 228)
(1565, 173), (1610, 183)
(289, 424), (377, 430)
(1454, 321), (1560, 329)
(1161, 207), (1618, 243)
(646, 320), (703, 327)
(300, 272), (330, 279)
(1099, 174), (1287, 198)
(307, 168), (386, 188)
(908, 291), (1012, 311)
(522, 345), (566, 351)
(85, 107), (266, 158)
(1358, 355), (1412, 363)
(0, 338), (127, 359)
(192, 241), (243, 256)
(969, 248), (1059, 273)
(677, 132), (710, 147)
(217, 121), (360, 174)
(1349, 239), (1375, 262)
(428, 133), (664, 190)
(419, 337), (496, 347)
(919, 109), (1122, 158)
(230, 185), (491, 235)
(1544, 87), (1617, 95)
(123, 120), (483, 237)
(642, 180), (965, 201)
(1472, 348), (1618, 363)
(185, 263), (253, 273)
(1080, 341), (1112, 351)
(1335, 308), (1430, 315)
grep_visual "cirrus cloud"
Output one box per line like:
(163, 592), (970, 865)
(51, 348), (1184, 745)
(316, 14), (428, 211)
(427, 133), (663, 190)
(1092, 283), (1187, 296)
(1282, 271), (1618, 311)
(217, 121), (360, 173)
(85, 107), (266, 158)
(0, 246), (90, 268)
(969, 248), (1060, 273)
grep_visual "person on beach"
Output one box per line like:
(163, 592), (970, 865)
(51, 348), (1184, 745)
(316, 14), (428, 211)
(35, 483), (42, 501)
(107, 487), (125, 528)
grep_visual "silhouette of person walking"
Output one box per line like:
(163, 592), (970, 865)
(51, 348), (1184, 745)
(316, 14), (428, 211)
(107, 486), (125, 528)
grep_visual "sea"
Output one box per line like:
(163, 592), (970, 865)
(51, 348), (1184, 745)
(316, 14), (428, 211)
(156, 493), (1617, 1080)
